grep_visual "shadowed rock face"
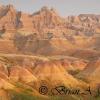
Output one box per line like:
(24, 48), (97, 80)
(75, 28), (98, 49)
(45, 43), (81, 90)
(78, 59), (100, 83)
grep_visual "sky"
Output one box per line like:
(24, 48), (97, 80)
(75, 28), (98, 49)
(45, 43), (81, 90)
(0, 0), (100, 16)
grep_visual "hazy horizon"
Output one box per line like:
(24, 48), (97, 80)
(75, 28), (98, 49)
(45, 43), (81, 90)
(0, 0), (100, 16)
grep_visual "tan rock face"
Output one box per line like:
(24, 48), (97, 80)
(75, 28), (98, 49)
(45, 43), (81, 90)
(0, 5), (21, 31)
(9, 66), (37, 83)
(0, 5), (100, 39)
(32, 7), (65, 31)
(72, 60), (87, 70)
(33, 60), (85, 88)
(0, 78), (15, 89)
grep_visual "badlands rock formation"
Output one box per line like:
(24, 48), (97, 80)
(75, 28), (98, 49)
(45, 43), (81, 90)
(0, 4), (100, 100)
(0, 4), (100, 56)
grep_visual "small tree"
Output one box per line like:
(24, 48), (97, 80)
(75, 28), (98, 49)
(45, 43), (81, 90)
(47, 32), (53, 39)
(0, 26), (5, 38)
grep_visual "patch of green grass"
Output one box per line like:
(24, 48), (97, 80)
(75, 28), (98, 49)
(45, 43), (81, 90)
(8, 88), (48, 100)
(10, 90), (43, 100)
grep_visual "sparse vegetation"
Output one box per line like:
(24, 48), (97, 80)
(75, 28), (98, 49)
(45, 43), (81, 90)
(10, 90), (43, 100)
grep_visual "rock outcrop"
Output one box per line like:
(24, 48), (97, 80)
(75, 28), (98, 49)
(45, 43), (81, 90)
(0, 5), (100, 39)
